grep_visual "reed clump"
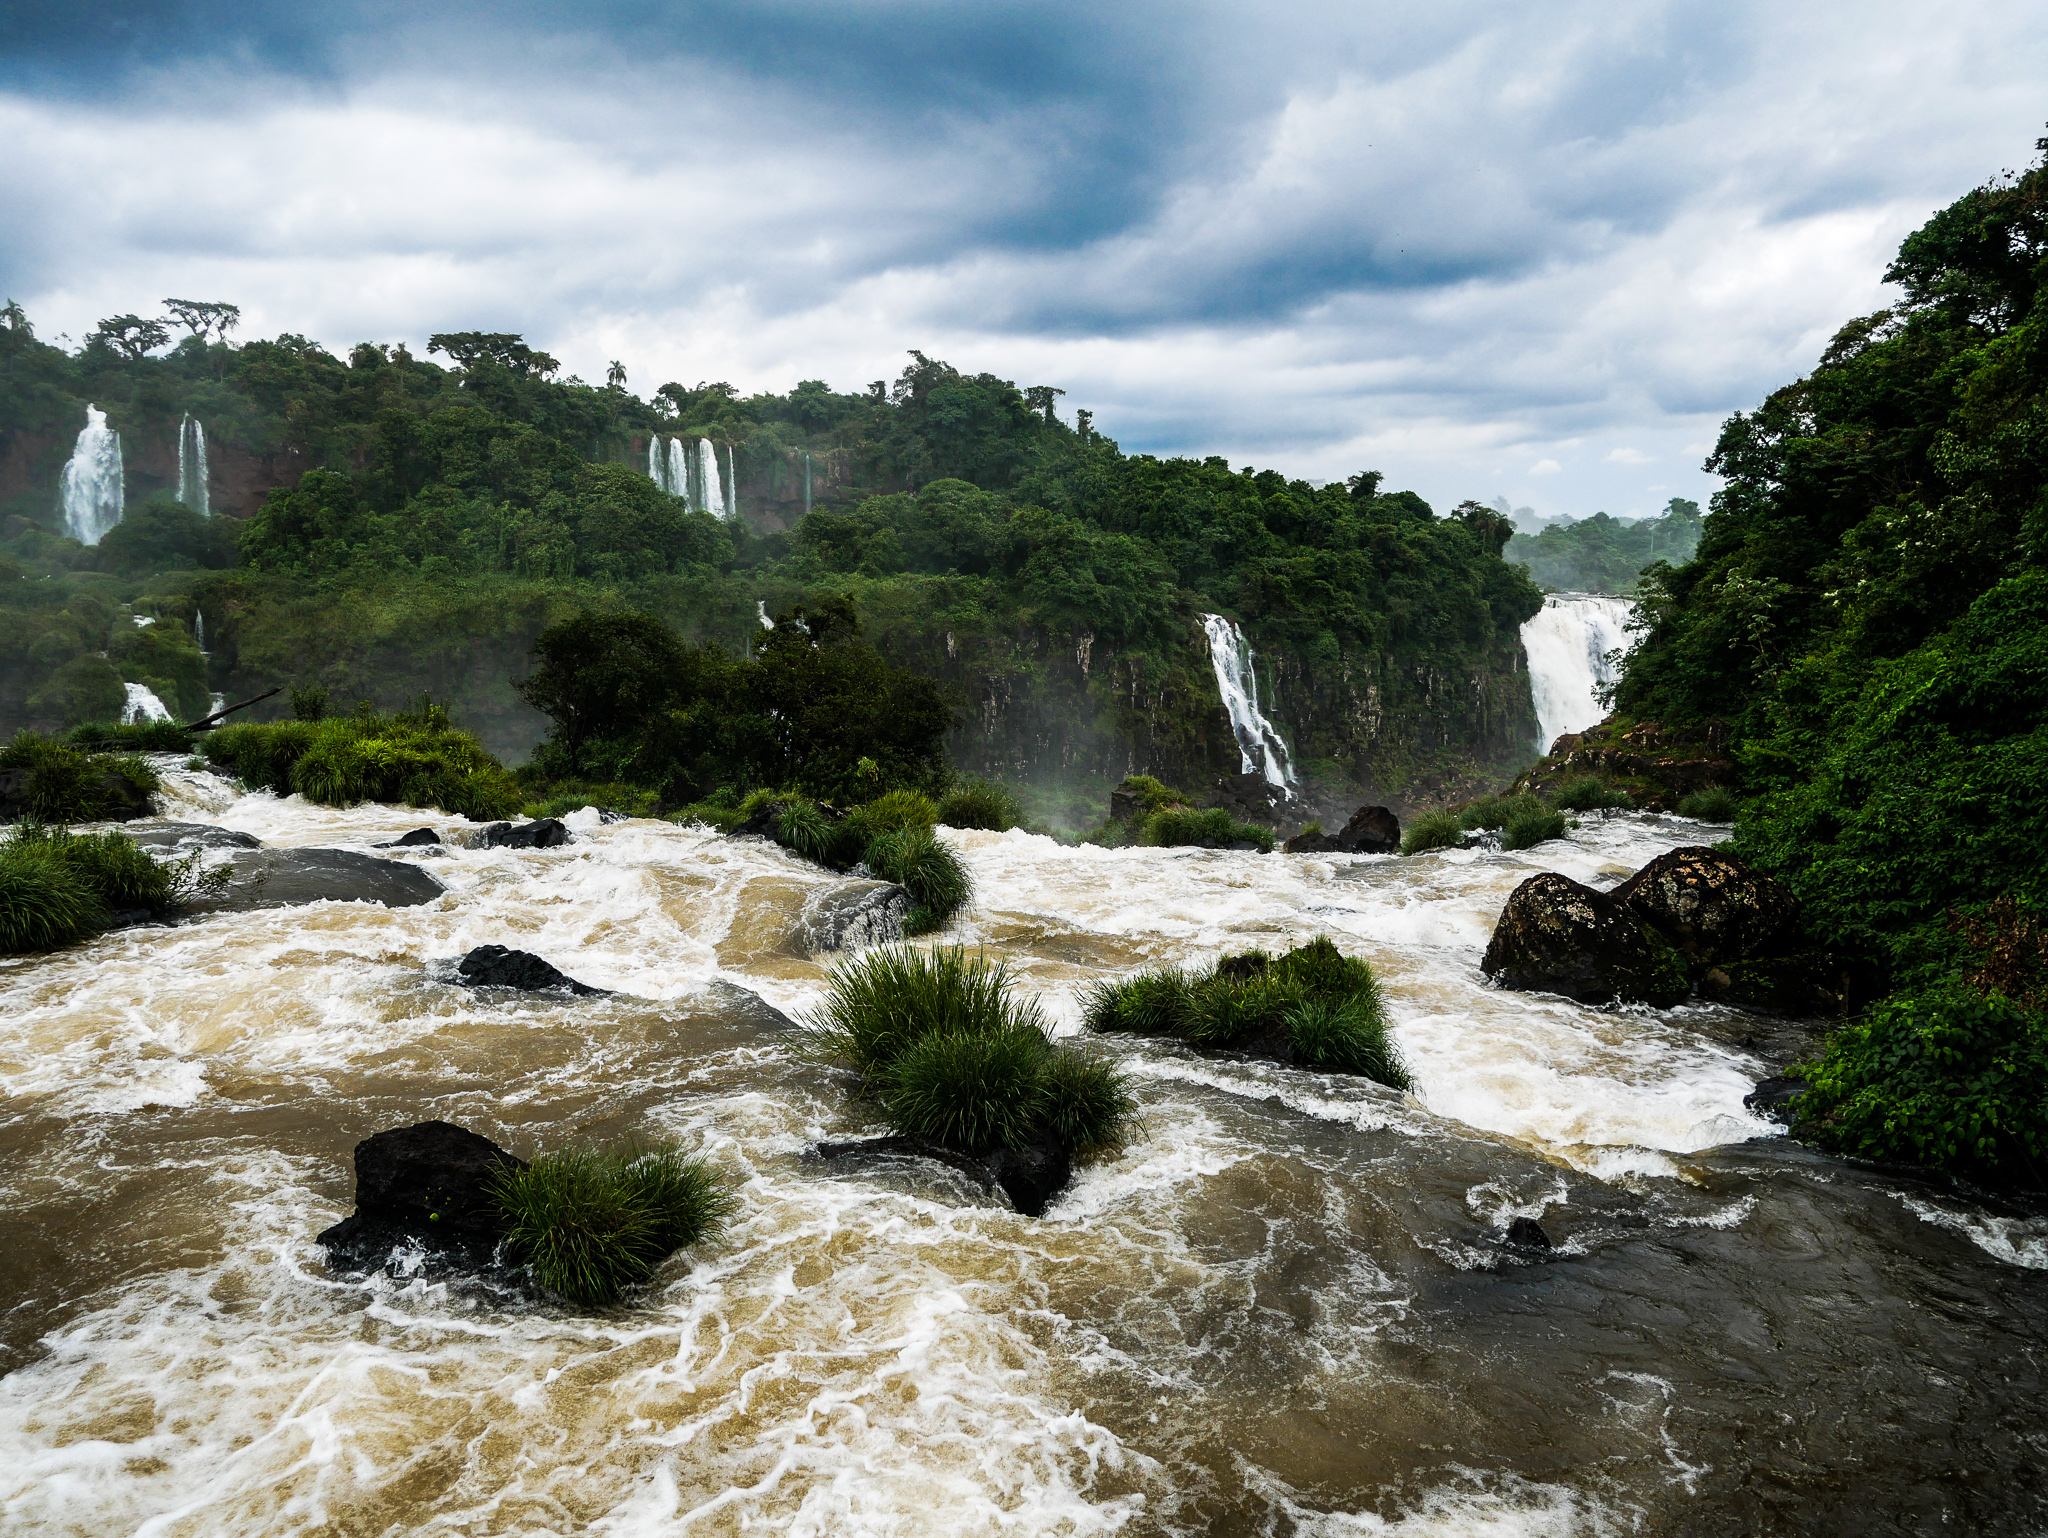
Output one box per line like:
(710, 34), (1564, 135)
(204, 704), (520, 821)
(0, 730), (160, 824)
(0, 823), (229, 954)
(741, 787), (977, 933)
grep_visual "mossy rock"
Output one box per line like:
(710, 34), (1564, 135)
(1480, 871), (1691, 1006)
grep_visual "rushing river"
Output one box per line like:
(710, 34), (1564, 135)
(3, 768), (2045, 1535)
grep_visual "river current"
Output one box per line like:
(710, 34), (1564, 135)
(2, 767), (2044, 1535)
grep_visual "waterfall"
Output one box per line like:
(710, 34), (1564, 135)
(668, 438), (691, 507)
(121, 683), (172, 724)
(1200, 614), (1295, 787)
(1520, 593), (1635, 751)
(194, 612), (208, 655)
(757, 600), (775, 630)
(176, 414), (210, 516)
(647, 435), (664, 488)
(60, 404), (125, 545)
(726, 442), (738, 521)
(804, 452), (813, 516)
(699, 439), (724, 522)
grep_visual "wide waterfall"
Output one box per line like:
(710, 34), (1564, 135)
(1520, 593), (1634, 750)
(1200, 613), (1295, 787)
(59, 404), (124, 545)
(119, 683), (172, 724)
(176, 414), (209, 516)
(699, 438), (725, 521)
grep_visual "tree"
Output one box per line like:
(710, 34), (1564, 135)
(162, 299), (241, 343)
(606, 360), (627, 389)
(1024, 385), (1065, 424)
(0, 299), (30, 336)
(427, 332), (561, 379)
(87, 314), (170, 360)
(517, 611), (692, 770)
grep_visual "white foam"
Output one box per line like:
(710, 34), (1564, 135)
(1898, 1195), (2048, 1269)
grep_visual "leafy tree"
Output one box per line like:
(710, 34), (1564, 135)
(162, 299), (241, 343)
(517, 610), (694, 771)
(87, 315), (170, 360)
(97, 498), (237, 574)
(428, 332), (561, 379)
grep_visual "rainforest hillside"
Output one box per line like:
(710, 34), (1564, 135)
(1, 321), (1543, 818)
(1505, 500), (1702, 594)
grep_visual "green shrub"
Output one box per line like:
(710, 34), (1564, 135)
(491, 1141), (735, 1307)
(806, 946), (1034, 1076)
(0, 824), (229, 953)
(1285, 995), (1410, 1087)
(1551, 776), (1633, 812)
(0, 840), (107, 952)
(1080, 967), (1198, 1035)
(1296, 819), (1324, 839)
(1501, 806), (1569, 850)
(938, 779), (1021, 832)
(1138, 806), (1275, 853)
(1458, 794), (1550, 831)
(1400, 809), (1465, 855)
(877, 1026), (1051, 1151)
(204, 714), (520, 821)
(1036, 1049), (1140, 1153)
(1115, 775), (1192, 817)
(1794, 988), (2048, 1188)
(0, 732), (160, 823)
(860, 789), (939, 834)
(775, 797), (835, 862)
(522, 783), (663, 821)
(864, 825), (972, 931)
(1678, 786), (1739, 822)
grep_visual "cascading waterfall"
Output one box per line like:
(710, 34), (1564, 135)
(726, 442), (739, 521)
(1519, 593), (1635, 750)
(176, 414), (210, 516)
(120, 683), (172, 724)
(1200, 613), (1294, 787)
(194, 612), (208, 655)
(647, 435), (664, 488)
(803, 451), (813, 515)
(699, 438), (724, 521)
(59, 404), (124, 546)
(757, 599), (776, 630)
(669, 438), (692, 508)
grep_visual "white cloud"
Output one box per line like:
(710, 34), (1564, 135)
(1529, 459), (1564, 476)
(1604, 447), (1654, 465)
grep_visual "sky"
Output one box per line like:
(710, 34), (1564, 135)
(3, 1), (2044, 520)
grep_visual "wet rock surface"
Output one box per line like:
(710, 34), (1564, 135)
(316, 1121), (526, 1273)
(1285, 804), (1401, 855)
(472, 818), (570, 850)
(455, 944), (607, 995)
(1481, 872), (1691, 1005)
(375, 827), (441, 848)
(1614, 845), (1800, 966)
(122, 821), (263, 852)
(809, 1132), (1075, 1216)
(1745, 1074), (1810, 1124)
(793, 880), (911, 954)
(1512, 717), (1739, 810)
(183, 847), (446, 912)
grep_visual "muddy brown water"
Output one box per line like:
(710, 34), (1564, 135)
(1, 768), (2043, 1535)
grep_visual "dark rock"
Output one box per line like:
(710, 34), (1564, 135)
(376, 827), (441, 848)
(794, 881), (911, 954)
(1481, 871), (1690, 1006)
(316, 1120), (526, 1273)
(1745, 1075), (1809, 1125)
(808, 1133), (1075, 1216)
(1702, 954), (1843, 1018)
(1109, 783), (1142, 824)
(1284, 805), (1400, 855)
(182, 847), (446, 913)
(455, 944), (606, 995)
(1614, 845), (1801, 969)
(122, 821), (263, 851)
(1282, 829), (1336, 854)
(474, 819), (571, 850)
(1505, 1216), (1553, 1249)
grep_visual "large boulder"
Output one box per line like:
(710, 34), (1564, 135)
(1286, 805), (1401, 855)
(455, 944), (607, 995)
(473, 819), (570, 850)
(183, 847), (446, 913)
(316, 1121), (526, 1272)
(1480, 872), (1690, 1006)
(1613, 846), (1800, 967)
(123, 821), (263, 852)
(375, 827), (441, 848)
(794, 881), (911, 954)
(808, 1131), (1074, 1216)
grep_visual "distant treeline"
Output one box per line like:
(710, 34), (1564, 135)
(1505, 501), (1702, 594)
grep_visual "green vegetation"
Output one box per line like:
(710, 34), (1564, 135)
(1550, 775), (1634, 812)
(1081, 935), (1409, 1088)
(0, 731), (159, 823)
(490, 1142), (735, 1307)
(737, 785), (975, 932)
(1677, 786), (1738, 822)
(806, 946), (1137, 1156)
(937, 779), (1020, 832)
(1399, 809), (1465, 856)
(1610, 135), (2048, 1187)
(203, 704), (521, 820)
(0, 823), (229, 953)
(1506, 501), (1703, 594)
(1500, 805), (1568, 851)
(863, 825), (972, 935)
(1137, 805), (1275, 853)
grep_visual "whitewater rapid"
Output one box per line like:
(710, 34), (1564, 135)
(1, 774), (2042, 1535)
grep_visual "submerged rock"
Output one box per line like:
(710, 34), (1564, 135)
(1745, 1075), (1810, 1125)
(1481, 871), (1691, 1006)
(1285, 804), (1401, 855)
(808, 1132), (1075, 1216)
(455, 944), (607, 996)
(123, 821), (262, 852)
(794, 880), (911, 954)
(184, 847), (446, 913)
(316, 1120), (526, 1273)
(376, 827), (441, 848)
(473, 819), (570, 850)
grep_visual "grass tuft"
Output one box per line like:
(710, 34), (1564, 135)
(0, 840), (108, 952)
(1284, 994), (1410, 1087)
(1080, 967), (1198, 1035)
(937, 779), (1021, 832)
(1037, 1049), (1140, 1152)
(864, 825), (972, 929)
(1138, 806), (1275, 853)
(1501, 806), (1569, 850)
(1400, 809), (1465, 855)
(1678, 786), (1739, 822)
(805, 945), (1034, 1075)
(1551, 775), (1633, 812)
(877, 1026), (1051, 1151)
(0, 824), (228, 954)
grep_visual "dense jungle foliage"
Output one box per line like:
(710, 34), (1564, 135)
(1505, 500), (1702, 593)
(1, 309), (1542, 809)
(1616, 136), (2048, 1187)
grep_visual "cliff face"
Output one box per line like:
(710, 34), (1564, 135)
(1, 416), (304, 528)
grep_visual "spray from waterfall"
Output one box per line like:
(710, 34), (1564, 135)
(60, 405), (125, 545)
(697, 439), (724, 522)
(121, 683), (172, 724)
(1200, 614), (1295, 788)
(176, 414), (209, 516)
(1520, 593), (1634, 750)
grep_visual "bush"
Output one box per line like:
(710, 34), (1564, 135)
(522, 782), (664, 821)
(938, 779), (1020, 832)
(1458, 794), (1549, 831)
(491, 1142), (735, 1307)
(775, 797), (835, 862)
(1501, 806), (1569, 850)
(66, 720), (193, 753)
(1794, 988), (2048, 1189)
(1679, 786), (1739, 822)
(1551, 776), (1633, 812)
(204, 713), (521, 820)
(1138, 806), (1275, 853)
(0, 732), (160, 823)
(1115, 774), (1192, 817)
(0, 840), (107, 952)
(805, 945), (1134, 1160)
(1400, 809), (1465, 855)
(1082, 936), (1408, 1089)
(864, 824), (972, 932)
(0, 824), (229, 953)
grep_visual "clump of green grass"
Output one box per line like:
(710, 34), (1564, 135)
(0, 841), (108, 952)
(1081, 934), (1409, 1090)
(1550, 775), (1633, 812)
(0, 731), (160, 824)
(0, 824), (228, 954)
(1458, 794), (1550, 831)
(491, 1141), (735, 1308)
(938, 779), (1021, 832)
(1678, 786), (1739, 822)
(1501, 805), (1569, 850)
(205, 711), (519, 821)
(864, 824), (973, 933)
(1138, 806), (1275, 853)
(806, 946), (1138, 1159)
(1400, 809), (1465, 856)
(521, 781), (664, 821)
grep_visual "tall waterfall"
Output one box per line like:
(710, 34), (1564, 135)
(647, 435), (664, 488)
(668, 438), (691, 506)
(725, 442), (739, 521)
(121, 683), (172, 724)
(176, 414), (210, 516)
(1520, 593), (1634, 750)
(757, 600), (775, 630)
(1200, 613), (1294, 787)
(195, 611), (208, 655)
(803, 452), (813, 515)
(60, 404), (124, 545)
(699, 439), (725, 522)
